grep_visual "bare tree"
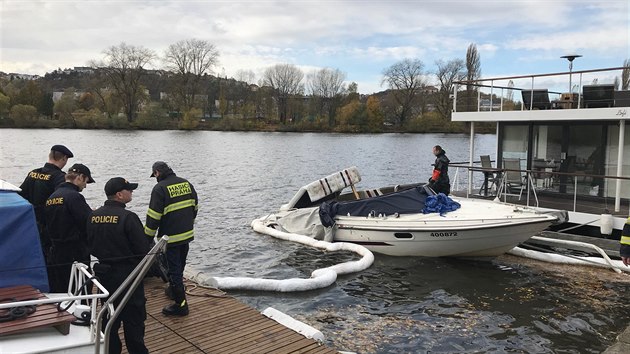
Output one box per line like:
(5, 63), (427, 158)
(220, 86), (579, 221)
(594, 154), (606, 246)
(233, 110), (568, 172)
(465, 43), (481, 111)
(307, 68), (346, 126)
(381, 58), (425, 125)
(262, 64), (304, 123)
(434, 59), (465, 120)
(97, 43), (156, 122)
(235, 69), (256, 84)
(622, 58), (630, 90)
(164, 39), (219, 112)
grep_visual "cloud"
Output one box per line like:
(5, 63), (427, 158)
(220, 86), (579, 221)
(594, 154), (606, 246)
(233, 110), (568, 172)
(1, 0), (628, 94)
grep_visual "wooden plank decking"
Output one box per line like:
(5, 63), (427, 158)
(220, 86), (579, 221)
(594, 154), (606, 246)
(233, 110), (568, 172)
(0, 285), (76, 336)
(122, 278), (337, 354)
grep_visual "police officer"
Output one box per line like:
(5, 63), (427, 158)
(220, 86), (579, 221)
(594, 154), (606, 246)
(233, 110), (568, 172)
(145, 161), (198, 316)
(428, 145), (451, 195)
(88, 177), (150, 354)
(19, 144), (74, 259)
(45, 163), (94, 293)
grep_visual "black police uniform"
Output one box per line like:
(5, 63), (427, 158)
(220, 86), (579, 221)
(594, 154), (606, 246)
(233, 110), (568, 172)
(145, 168), (198, 316)
(19, 162), (66, 255)
(88, 200), (150, 354)
(44, 182), (92, 292)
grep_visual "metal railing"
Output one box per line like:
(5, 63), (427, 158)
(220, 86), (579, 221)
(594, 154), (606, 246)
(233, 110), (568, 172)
(450, 162), (630, 214)
(94, 237), (168, 354)
(453, 66), (629, 112)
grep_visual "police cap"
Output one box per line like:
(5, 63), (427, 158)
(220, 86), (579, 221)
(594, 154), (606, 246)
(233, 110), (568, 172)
(105, 177), (138, 196)
(51, 144), (74, 158)
(68, 163), (95, 183)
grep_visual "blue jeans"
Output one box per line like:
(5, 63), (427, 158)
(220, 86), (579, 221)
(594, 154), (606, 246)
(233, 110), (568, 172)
(165, 243), (189, 289)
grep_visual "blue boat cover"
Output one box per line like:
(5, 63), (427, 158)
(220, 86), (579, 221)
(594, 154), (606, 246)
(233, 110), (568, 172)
(0, 191), (49, 292)
(319, 186), (430, 227)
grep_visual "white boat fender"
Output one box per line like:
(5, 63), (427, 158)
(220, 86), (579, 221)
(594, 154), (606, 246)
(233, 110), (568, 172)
(600, 213), (613, 235)
(262, 307), (325, 342)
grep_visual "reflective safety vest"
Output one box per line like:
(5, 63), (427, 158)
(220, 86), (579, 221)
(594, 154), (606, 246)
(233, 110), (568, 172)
(145, 171), (198, 245)
(621, 217), (630, 258)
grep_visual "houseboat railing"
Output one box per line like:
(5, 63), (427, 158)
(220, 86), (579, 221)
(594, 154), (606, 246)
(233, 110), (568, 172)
(450, 162), (630, 214)
(453, 66), (629, 112)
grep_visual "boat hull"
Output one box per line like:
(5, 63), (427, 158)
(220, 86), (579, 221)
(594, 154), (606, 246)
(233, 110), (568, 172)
(333, 218), (554, 257)
(330, 198), (558, 257)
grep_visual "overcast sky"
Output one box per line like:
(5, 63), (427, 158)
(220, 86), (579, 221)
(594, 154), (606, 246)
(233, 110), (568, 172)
(1, 0), (628, 94)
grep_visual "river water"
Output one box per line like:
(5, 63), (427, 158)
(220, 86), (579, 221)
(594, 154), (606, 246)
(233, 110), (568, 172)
(1, 129), (629, 353)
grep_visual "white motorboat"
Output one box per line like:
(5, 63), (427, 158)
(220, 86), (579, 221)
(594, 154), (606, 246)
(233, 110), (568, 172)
(255, 167), (565, 257)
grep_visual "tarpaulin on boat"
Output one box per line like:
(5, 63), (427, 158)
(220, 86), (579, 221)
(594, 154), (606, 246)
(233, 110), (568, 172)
(319, 187), (430, 227)
(0, 191), (49, 292)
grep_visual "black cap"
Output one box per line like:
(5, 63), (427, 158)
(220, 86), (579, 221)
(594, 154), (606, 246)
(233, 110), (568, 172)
(51, 145), (73, 158)
(150, 161), (170, 177)
(105, 177), (138, 196)
(68, 163), (95, 183)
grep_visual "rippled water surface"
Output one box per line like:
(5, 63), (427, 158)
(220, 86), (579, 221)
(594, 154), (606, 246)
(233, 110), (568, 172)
(1, 129), (628, 353)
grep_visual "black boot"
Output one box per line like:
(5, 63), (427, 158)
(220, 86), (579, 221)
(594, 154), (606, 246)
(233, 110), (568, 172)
(164, 285), (174, 300)
(162, 286), (188, 316)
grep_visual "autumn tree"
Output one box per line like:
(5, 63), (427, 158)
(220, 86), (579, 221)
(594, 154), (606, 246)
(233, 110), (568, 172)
(465, 43), (481, 111)
(307, 68), (346, 126)
(0, 91), (10, 118)
(434, 59), (465, 120)
(96, 43), (156, 122)
(262, 64), (304, 123)
(365, 95), (384, 131)
(11, 104), (38, 127)
(381, 59), (426, 125)
(163, 39), (219, 112)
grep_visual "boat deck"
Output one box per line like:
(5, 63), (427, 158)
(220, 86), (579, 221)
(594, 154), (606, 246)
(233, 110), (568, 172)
(122, 278), (337, 354)
(454, 189), (630, 218)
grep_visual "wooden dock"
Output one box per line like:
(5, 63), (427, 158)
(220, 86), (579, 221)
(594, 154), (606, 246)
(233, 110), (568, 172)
(121, 278), (338, 354)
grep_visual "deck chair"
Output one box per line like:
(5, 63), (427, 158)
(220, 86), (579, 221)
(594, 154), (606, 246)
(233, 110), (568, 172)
(478, 155), (500, 196)
(521, 89), (551, 110)
(501, 158), (527, 199)
(583, 84), (614, 108)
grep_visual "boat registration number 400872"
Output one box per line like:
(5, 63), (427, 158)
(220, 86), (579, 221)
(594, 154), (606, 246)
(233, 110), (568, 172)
(430, 232), (458, 237)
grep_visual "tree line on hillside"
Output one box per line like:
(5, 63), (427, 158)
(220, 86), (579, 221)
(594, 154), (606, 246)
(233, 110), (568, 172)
(0, 41), (500, 133)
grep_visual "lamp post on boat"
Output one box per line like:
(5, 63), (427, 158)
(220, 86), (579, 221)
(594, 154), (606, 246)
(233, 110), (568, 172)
(561, 54), (582, 94)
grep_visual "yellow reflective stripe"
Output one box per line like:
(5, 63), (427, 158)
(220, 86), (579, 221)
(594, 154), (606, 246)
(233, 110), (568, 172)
(147, 208), (162, 220)
(163, 200), (196, 215)
(621, 235), (630, 245)
(144, 226), (157, 237)
(167, 229), (194, 243)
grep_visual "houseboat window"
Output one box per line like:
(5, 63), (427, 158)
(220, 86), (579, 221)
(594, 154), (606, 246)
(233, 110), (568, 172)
(501, 125), (528, 170)
(605, 124), (630, 199)
(531, 125), (562, 190)
(566, 125), (605, 196)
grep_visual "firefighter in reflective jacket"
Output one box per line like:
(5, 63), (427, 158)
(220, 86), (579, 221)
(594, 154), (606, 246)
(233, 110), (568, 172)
(19, 144), (73, 260)
(145, 161), (198, 316)
(88, 177), (150, 354)
(428, 145), (451, 195)
(621, 217), (630, 267)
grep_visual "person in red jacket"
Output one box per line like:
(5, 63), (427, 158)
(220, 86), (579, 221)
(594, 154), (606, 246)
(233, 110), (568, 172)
(145, 161), (198, 316)
(427, 145), (451, 195)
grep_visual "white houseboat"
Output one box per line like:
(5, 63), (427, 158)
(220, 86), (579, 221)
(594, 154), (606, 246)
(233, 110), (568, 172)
(450, 65), (630, 246)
